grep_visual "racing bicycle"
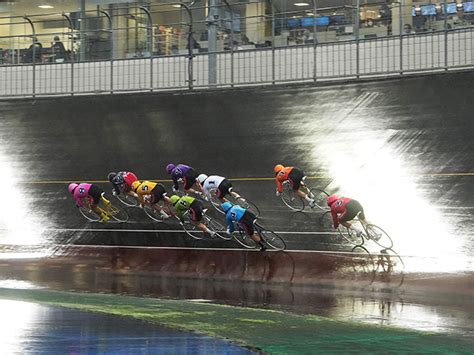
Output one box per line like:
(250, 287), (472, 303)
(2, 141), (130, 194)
(78, 197), (128, 223)
(280, 180), (329, 212)
(321, 212), (393, 249)
(234, 220), (286, 251)
(178, 209), (232, 241)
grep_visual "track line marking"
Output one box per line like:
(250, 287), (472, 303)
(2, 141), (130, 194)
(16, 172), (474, 185)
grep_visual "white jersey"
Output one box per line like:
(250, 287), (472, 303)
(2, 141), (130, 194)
(202, 175), (226, 199)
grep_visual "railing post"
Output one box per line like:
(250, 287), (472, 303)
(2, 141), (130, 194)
(443, 0), (448, 71)
(399, 0), (403, 75)
(355, 0), (360, 78)
(222, 0), (234, 87)
(312, 0), (317, 82)
(62, 13), (75, 95)
(23, 16), (36, 98)
(271, 1), (276, 84)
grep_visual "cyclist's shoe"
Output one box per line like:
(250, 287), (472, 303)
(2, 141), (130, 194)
(308, 199), (316, 208)
(209, 231), (217, 238)
(258, 243), (267, 252)
(370, 232), (382, 241)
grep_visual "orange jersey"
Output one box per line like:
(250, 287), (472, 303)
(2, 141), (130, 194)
(275, 167), (294, 193)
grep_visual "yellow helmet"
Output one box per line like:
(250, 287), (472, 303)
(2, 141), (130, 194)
(131, 180), (141, 191)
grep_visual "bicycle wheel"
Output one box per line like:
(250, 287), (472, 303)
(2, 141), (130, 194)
(376, 248), (404, 273)
(320, 211), (334, 229)
(144, 204), (167, 223)
(78, 206), (100, 222)
(308, 188), (330, 211)
(209, 189), (224, 214)
(181, 213), (204, 240)
(204, 215), (233, 241)
(365, 224), (393, 249)
(338, 226), (365, 247)
(116, 193), (139, 207)
(235, 197), (260, 217)
(257, 225), (286, 251)
(108, 204), (129, 223)
(233, 230), (258, 249)
(351, 245), (376, 274)
(281, 185), (305, 211)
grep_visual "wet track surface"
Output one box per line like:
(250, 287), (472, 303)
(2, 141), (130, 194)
(0, 71), (472, 268)
(0, 71), (473, 343)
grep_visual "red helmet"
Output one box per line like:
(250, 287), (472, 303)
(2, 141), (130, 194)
(68, 183), (79, 194)
(274, 164), (284, 174)
(327, 194), (339, 206)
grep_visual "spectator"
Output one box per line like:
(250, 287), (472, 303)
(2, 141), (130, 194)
(23, 37), (42, 63)
(51, 36), (67, 62)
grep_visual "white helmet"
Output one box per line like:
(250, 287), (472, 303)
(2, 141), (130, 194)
(197, 174), (208, 184)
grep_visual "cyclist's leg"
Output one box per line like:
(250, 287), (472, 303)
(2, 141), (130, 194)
(183, 169), (199, 194)
(341, 201), (364, 233)
(190, 201), (213, 235)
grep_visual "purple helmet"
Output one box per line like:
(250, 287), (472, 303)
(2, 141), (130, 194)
(166, 163), (176, 175)
(68, 183), (79, 194)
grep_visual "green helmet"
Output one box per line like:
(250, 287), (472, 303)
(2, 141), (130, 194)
(170, 195), (180, 206)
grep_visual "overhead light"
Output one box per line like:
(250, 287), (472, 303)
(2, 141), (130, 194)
(306, 12), (315, 16)
(38, 5), (54, 9)
(294, 3), (310, 6)
(172, 4), (181, 8)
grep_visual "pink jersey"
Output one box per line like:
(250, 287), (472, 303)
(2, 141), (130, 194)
(73, 183), (92, 207)
(330, 197), (353, 229)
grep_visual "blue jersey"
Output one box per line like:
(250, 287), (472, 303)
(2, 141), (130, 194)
(225, 205), (246, 233)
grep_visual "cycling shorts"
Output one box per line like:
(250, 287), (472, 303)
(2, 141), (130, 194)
(238, 210), (257, 236)
(183, 168), (199, 190)
(288, 168), (305, 190)
(88, 184), (104, 205)
(189, 200), (203, 222)
(150, 184), (166, 204)
(216, 179), (233, 198)
(340, 200), (365, 222)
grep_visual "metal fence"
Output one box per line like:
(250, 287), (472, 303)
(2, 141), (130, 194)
(0, 0), (473, 98)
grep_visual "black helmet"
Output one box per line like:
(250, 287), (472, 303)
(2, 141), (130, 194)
(107, 172), (117, 182)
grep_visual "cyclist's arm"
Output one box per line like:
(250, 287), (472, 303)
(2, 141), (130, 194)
(75, 196), (84, 208)
(112, 184), (121, 195)
(276, 176), (283, 193)
(171, 173), (180, 190)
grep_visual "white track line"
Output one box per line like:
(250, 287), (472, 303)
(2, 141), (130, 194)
(30, 228), (339, 235)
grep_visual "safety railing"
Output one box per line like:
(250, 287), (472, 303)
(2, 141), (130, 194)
(0, 0), (473, 98)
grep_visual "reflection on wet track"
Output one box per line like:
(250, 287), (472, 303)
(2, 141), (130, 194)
(0, 72), (473, 347)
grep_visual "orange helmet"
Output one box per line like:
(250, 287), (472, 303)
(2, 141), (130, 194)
(274, 164), (284, 174)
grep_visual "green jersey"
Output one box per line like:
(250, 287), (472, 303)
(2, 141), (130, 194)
(175, 195), (196, 219)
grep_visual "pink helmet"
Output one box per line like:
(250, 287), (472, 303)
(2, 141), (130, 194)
(68, 183), (79, 194)
(327, 194), (339, 206)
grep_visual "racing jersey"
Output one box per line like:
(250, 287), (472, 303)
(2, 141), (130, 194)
(72, 183), (92, 207)
(132, 180), (157, 204)
(330, 197), (353, 228)
(170, 164), (193, 190)
(112, 171), (138, 194)
(225, 205), (246, 233)
(275, 166), (295, 193)
(174, 195), (196, 219)
(202, 175), (225, 199)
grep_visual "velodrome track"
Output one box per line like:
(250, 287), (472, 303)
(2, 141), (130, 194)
(0, 71), (473, 335)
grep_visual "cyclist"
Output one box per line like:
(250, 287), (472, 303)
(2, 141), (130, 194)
(327, 194), (367, 231)
(274, 164), (316, 208)
(221, 201), (266, 251)
(131, 180), (172, 218)
(170, 194), (215, 237)
(166, 163), (200, 195)
(196, 174), (242, 202)
(68, 182), (111, 222)
(107, 171), (138, 196)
